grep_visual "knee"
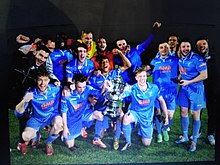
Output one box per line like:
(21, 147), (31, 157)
(180, 107), (188, 117)
(22, 129), (36, 141)
(65, 139), (75, 148)
(180, 111), (188, 117)
(94, 111), (104, 121)
(192, 111), (201, 120)
(52, 116), (63, 134)
(97, 114), (104, 121)
(122, 115), (130, 125)
(143, 142), (151, 147)
(168, 112), (174, 119)
(142, 138), (152, 147)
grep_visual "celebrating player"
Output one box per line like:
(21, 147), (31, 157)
(15, 69), (63, 155)
(120, 67), (168, 151)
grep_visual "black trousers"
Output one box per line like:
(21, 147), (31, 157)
(206, 91), (216, 135)
(200, 84), (216, 136)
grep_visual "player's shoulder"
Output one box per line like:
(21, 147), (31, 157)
(26, 87), (35, 94)
(87, 58), (95, 66)
(67, 59), (75, 66)
(50, 49), (61, 56)
(48, 84), (61, 92)
(169, 55), (179, 60)
(86, 84), (96, 90)
(168, 56), (179, 64)
(150, 57), (159, 64)
(148, 82), (159, 89)
(191, 52), (204, 60)
(64, 49), (71, 54)
(109, 69), (118, 76)
(191, 53), (207, 65)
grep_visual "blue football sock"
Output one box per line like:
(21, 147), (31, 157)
(164, 118), (173, 131)
(181, 116), (189, 139)
(122, 124), (132, 144)
(46, 134), (59, 144)
(32, 131), (40, 141)
(114, 120), (122, 139)
(102, 116), (109, 130)
(192, 119), (201, 143)
(155, 115), (162, 134)
(94, 120), (103, 140)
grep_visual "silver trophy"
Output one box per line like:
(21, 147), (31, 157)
(102, 69), (124, 120)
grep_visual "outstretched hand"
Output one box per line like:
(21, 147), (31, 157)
(152, 21), (162, 30)
(16, 34), (30, 44)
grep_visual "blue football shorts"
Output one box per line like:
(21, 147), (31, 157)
(177, 84), (206, 110)
(130, 110), (153, 139)
(26, 113), (60, 131)
(155, 87), (178, 110)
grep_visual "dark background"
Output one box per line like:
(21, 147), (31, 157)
(0, 0), (219, 164)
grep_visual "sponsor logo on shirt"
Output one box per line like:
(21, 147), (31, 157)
(73, 103), (83, 111)
(139, 99), (150, 106)
(159, 65), (171, 72)
(41, 100), (55, 109)
(179, 67), (186, 74)
(59, 60), (68, 65)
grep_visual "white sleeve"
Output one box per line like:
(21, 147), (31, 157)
(46, 56), (60, 82)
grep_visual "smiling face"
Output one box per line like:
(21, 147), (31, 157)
(135, 70), (147, 87)
(75, 81), (87, 94)
(35, 50), (49, 66)
(37, 75), (50, 93)
(100, 58), (110, 73)
(196, 39), (209, 55)
(77, 47), (87, 64)
(168, 36), (178, 50)
(179, 42), (191, 57)
(158, 42), (170, 57)
(116, 39), (127, 53)
(82, 32), (93, 48)
(97, 38), (107, 52)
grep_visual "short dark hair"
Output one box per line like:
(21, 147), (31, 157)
(41, 35), (56, 44)
(115, 38), (126, 42)
(158, 41), (168, 46)
(96, 37), (106, 43)
(56, 33), (67, 42)
(74, 73), (88, 83)
(134, 67), (146, 77)
(168, 33), (180, 41)
(195, 36), (209, 45)
(99, 56), (110, 65)
(35, 67), (50, 79)
(179, 38), (192, 46)
(114, 38), (127, 49)
(81, 30), (93, 37)
(36, 45), (51, 54)
(76, 42), (88, 52)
